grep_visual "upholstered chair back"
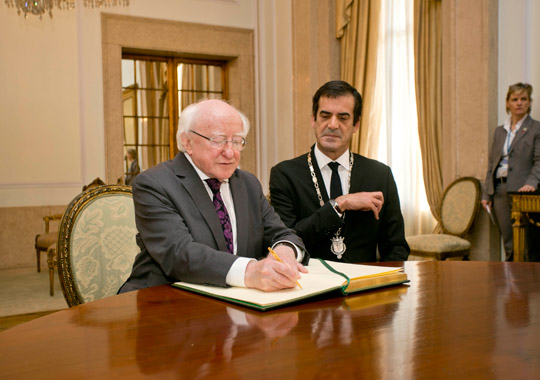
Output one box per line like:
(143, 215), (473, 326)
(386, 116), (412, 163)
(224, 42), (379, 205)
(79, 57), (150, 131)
(440, 178), (481, 236)
(57, 185), (138, 307)
(406, 177), (481, 261)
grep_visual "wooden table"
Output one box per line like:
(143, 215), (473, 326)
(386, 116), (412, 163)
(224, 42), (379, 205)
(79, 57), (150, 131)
(509, 192), (540, 261)
(1, 261), (540, 379)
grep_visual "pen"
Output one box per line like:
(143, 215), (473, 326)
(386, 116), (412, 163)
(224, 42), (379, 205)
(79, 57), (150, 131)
(267, 247), (303, 289)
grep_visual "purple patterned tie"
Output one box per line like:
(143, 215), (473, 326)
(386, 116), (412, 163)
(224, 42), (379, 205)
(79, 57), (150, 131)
(205, 178), (234, 254)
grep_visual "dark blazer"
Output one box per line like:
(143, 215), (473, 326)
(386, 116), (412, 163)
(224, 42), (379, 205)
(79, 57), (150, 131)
(269, 145), (409, 263)
(482, 115), (540, 199)
(125, 160), (140, 186)
(119, 152), (307, 293)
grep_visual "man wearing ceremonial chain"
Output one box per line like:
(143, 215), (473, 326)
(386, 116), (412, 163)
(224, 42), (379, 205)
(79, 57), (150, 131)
(269, 81), (409, 262)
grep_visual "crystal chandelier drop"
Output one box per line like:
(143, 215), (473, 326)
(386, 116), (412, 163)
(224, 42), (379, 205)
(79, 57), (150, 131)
(5, 0), (129, 20)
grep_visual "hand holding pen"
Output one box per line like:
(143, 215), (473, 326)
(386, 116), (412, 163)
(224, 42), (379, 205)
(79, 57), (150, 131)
(243, 245), (305, 291)
(268, 247), (303, 289)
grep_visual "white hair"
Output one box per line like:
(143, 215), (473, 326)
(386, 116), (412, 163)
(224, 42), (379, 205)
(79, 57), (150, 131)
(176, 99), (250, 152)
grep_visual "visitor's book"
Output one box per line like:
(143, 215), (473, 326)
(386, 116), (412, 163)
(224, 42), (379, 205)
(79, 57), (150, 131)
(172, 258), (409, 311)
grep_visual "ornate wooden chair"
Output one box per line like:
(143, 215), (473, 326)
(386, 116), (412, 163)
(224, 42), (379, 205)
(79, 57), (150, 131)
(35, 177), (105, 296)
(35, 214), (62, 276)
(36, 178), (105, 296)
(406, 177), (481, 261)
(57, 184), (138, 307)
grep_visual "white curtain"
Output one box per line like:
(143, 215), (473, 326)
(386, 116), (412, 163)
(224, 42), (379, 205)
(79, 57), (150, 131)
(375, 0), (434, 236)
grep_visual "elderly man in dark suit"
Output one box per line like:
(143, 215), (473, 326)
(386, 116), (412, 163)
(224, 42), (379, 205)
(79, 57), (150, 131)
(119, 99), (308, 293)
(269, 80), (409, 263)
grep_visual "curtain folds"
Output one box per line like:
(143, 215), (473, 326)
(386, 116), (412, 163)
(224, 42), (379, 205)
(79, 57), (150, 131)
(140, 61), (169, 170)
(413, 0), (443, 232)
(336, 0), (382, 158)
(337, 0), (437, 236)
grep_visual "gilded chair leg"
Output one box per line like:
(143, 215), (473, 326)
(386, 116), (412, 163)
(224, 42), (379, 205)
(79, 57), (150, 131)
(47, 247), (56, 296)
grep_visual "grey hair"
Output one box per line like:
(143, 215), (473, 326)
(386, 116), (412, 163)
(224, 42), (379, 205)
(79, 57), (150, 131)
(176, 99), (250, 152)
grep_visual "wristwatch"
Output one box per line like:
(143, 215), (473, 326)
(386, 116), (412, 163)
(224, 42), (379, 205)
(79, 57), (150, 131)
(329, 199), (343, 217)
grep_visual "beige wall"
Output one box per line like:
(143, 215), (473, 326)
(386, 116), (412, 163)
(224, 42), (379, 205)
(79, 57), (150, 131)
(256, 0), (340, 191)
(291, 0), (341, 158)
(498, 0), (540, 124)
(441, 0), (500, 260)
(256, 0), (295, 188)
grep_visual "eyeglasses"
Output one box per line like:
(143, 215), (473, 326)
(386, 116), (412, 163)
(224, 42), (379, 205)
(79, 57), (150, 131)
(189, 130), (246, 151)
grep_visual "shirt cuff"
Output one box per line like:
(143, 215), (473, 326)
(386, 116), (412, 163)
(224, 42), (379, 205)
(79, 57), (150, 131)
(272, 240), (304, 263)
(329, 199), (344, 217)
(225, 257), (254, 288)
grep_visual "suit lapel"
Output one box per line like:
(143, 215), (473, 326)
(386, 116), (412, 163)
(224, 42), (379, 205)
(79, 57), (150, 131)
(349, 154), (368, 193)
(493, 129), (506, 162)
(509, 115), (532, 153)
(174, 153), (229, 252)
(229, 172), (249, 257)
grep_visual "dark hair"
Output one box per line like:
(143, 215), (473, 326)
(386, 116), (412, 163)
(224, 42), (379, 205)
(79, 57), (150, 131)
(127, 148), (137, 159)
(312, 80), (363, 124)
(506, 82), (533, 114)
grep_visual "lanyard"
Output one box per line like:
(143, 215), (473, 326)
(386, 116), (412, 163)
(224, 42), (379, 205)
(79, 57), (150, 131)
(504, 129), (513, 155)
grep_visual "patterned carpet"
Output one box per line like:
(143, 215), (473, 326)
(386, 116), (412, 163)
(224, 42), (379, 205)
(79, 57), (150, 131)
(0, 267), (67, 317)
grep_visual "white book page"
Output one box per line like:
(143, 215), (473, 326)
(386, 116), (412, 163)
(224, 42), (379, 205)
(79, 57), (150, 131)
(174, 259), (346, 307)
(174, 260), (404, 307)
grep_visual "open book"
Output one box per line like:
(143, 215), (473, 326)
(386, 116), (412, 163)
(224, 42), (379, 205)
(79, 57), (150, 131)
(172, 259), (409, 311)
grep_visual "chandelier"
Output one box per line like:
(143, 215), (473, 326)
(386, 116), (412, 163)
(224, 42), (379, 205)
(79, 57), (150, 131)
(5, 0), (129, 20)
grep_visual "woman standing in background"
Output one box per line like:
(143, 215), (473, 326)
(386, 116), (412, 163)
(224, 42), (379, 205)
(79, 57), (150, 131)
(482, 83), (540, 261)
(125, 148), (140, 186)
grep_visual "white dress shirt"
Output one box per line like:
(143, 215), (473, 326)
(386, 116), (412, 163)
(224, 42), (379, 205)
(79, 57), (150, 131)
(313, 145), (352, 198)
(185, 154), (250, 287)
(496, 115), (527, 179)
(185, 154), (303, 288)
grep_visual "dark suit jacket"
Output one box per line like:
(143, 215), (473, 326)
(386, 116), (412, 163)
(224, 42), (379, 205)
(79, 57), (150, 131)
(125, 160), (140, 185)
(119, 153), (307, 292)
(482, 115), (540, 199)
(269, 145), (409, 263)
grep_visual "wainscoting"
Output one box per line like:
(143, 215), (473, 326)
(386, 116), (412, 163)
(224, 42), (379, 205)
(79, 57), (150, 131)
(0, 205), (65, 269)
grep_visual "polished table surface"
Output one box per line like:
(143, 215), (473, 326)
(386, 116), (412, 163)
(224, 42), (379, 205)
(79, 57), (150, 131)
(1, 261), (540, 379)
